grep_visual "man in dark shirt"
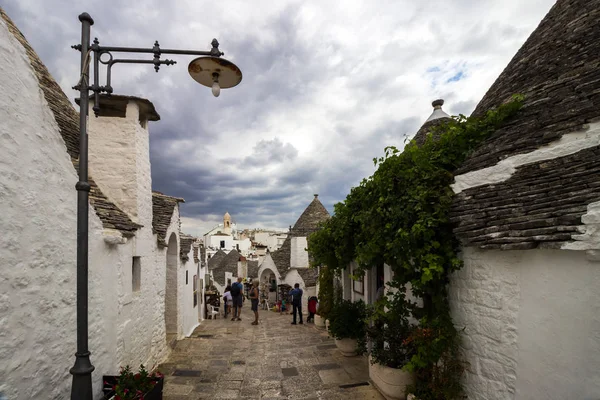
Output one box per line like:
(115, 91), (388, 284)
(289, 283), (303, 325)
(230, 277), (244, 321)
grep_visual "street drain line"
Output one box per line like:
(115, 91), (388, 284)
(339, 382), (370, 389)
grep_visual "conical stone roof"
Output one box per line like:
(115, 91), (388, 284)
(291, 195), (330, 237)
(451, 0), (600, 250)
(457, 0), (600, 174)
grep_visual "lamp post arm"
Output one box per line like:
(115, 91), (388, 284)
(97, 45), (220, 57)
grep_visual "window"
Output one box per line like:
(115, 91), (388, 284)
(186, 270), (189, 285)
(132, 257), (141, 292)
(220, 240), (225, 248)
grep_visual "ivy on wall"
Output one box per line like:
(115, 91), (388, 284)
(309, 95), (523, 398)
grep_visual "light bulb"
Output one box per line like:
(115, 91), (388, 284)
(212, 81), (220, 97)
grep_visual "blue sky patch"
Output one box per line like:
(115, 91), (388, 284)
(447, 71), (465, 83)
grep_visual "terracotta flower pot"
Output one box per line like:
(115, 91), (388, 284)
(335, 338), (358, 356)
(368, 356), (414, 400)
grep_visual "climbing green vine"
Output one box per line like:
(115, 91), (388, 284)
(309, 95), (523, 399)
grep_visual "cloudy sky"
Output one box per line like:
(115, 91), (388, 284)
(4, 0), (556, 236)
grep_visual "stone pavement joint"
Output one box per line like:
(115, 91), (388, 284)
(158, 310), (384, 399)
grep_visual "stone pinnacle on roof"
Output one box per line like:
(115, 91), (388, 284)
(425, 99), (450, 123)
(413, 99), (452, 146)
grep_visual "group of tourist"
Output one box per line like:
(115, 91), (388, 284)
(222, 277), (260, 325)
(222, 280), (318, 326)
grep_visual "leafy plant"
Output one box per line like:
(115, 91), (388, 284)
(308, 95), (524, 399)
(405, 319), (468, 400)
(316, 265), (335, 320)
(329, 299), (368, 343)
(107, 364), (162, 400)
(367, 283), (417, 369)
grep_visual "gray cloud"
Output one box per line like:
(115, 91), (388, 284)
(4, 0), (557, 235)
(243, 138), (299, 166)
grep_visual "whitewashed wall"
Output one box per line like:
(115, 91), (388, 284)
(0, 19), (86, 398)
(234, 238), (252, 254)
(87, 101), (146, 222)
(181, 249), (200, 337)
(449, 247), (600, 400)
(290, 237), (309, 268)
(206, 235), (234, 250)
(163, 206), (182, 340)
(257, 255), (282, 285)
(0, 19), (173, 399)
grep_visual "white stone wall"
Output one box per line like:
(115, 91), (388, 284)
(0, 19), (173, 399)
(181, 250), (200, 337)
(163, 206), (183, 339)
(87, 101), (144, 222)
(234, 237), (252, 254)
(0, 20), (82, 399)
(450, 247), (600, 399)
(290, 237), (309, 268)
(254, 232), (269, 245)
(207, 234), (234, 250)
(257, 255), (282, 284)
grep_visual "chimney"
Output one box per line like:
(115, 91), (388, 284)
(86, 95), (160, 225)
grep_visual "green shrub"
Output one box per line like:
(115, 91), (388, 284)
(329, 299), (368, 343)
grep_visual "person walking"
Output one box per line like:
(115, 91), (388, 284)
(249, 281), (260, 325)
(230, 277), (244, 321)
(307, 296), (318, 323)
(223, 285), (233, 318)
(290, 283), (303, 325)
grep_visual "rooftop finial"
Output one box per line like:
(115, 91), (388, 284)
(432, 99), (444, 108)
(314, 194), (319, 198)
(425, 99), (450, 123)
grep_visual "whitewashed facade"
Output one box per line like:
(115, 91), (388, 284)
(0, 12), (201, 400)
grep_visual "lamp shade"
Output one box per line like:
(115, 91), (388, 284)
(188, 56), (242, 89)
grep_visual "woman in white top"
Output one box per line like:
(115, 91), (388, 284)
(223, 285), (233, 318)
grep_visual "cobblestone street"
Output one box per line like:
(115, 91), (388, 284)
(157, 310), (384, 400)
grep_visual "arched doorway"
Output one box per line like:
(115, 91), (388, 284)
(259, 267), (278, 306)
(165, 233), (178, 336)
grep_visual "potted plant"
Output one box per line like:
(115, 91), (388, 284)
(328, 299), (368, 356)
(102, 364), (164, 400)
(367, 285), (416, 400)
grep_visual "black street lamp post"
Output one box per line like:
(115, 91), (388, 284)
(70, 12), (242, 400)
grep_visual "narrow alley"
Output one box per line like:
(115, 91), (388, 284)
(157, 311), (384, 400)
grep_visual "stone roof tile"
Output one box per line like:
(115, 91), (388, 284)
(180, 234), (194, 262)
(211, 249), (241, 286)
(247, 260), (260, 278)
(451, 0), (600, 248)
(270, 236), (291, 275)
(292, 268), (318, 287)
(208, 249), (227, 271)
(151, 192), (184, 247)
(193, 244), (199, 263)
(457, 0), (600, 174)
